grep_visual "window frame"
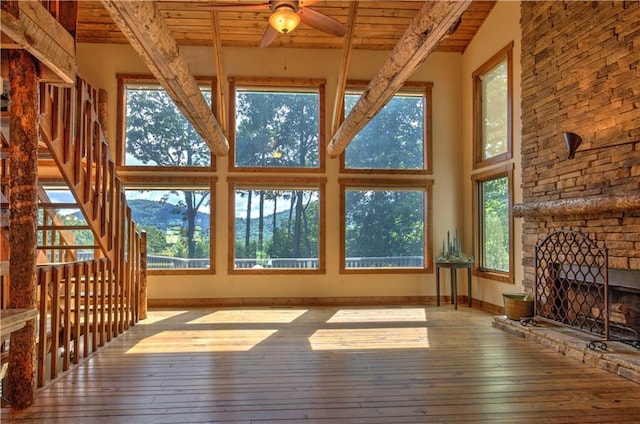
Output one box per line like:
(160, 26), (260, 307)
(471, 163), (514, 283)
(340, 81), (433, 175)
(339, 178), (433, 275)
(116, 74), (218, 172)
(121, 176), (217, 276)
(228, 77), (326, 173)
(472, 42), (513, 169)
(227, 176), (326, 275)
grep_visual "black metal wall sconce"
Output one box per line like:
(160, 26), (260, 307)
(563, 132), (582, 159)
(563, 131), (639, 159)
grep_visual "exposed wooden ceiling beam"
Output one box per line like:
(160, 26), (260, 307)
(100, 0), (229, 156)
(331, 0), (359, 135)
(0, 0), (76, 85)
(327, 0), (472, 157)
(210, 9), (228, 135)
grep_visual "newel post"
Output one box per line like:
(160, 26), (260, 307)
(139, 231), (148, 320)
(7, 49), (39, 410)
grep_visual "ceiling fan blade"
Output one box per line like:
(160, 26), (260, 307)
(199, 3), (270, 12)
(298, 7), (347, 37)
(259, 25), (279, 48)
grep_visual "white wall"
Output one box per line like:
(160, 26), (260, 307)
(461, 0), (525, 306)
(77, 3), (518, 305)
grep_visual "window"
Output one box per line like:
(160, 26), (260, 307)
(228, 178), (325, 274)
(116, 75), (218, 274)
(125, 185), (214, 272)
(38, 187), (97, 263)
(472, 165), (514, 283)
(473, 43), (513, 168)
(343, 82), (432, 174)
(340, 179), (433, 274)
(117, 75), (216, 169)
(230, 78), (325, 171)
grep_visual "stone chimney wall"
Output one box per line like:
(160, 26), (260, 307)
(518, 1), (640, 289)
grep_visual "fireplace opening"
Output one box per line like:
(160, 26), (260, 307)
(533, 229), (640, 349)
(608, 269), (640, 341)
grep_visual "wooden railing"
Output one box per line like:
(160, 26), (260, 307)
(31, 77), (145, 387)
(35, 257), (138, 387)
(0, 75), (146, 391)
(38, 78), (120, 263)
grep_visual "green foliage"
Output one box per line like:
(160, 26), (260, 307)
(235, 91), (319, 168)
(233, 189), (319, 260)
(481, 176), (509, 271)
(345, 94), (424, 170)
(126, 88), (211, 167)
(125, 87), (212, 260)
(482, 60), (508, 160)
(345, 190), (424, 261)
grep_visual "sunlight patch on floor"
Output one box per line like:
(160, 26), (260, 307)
(127, 329), (278, 353)
(139, 310), (189, 325)
(326, 308), (427, 323)
(186, 309), (308, 324)
(308, 327), (429, 350)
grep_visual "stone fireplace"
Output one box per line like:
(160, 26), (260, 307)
(515, 2), (640, 346)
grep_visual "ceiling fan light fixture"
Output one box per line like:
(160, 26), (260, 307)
(269, 5), (300, 34)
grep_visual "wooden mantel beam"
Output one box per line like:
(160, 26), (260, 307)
(100, 0), (229, 156)
(327, 0), (471, 157)
(0, 0), (76, 85)
(513, 194), (640, 218)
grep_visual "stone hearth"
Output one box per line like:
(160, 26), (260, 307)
(493, 316), (640, 384)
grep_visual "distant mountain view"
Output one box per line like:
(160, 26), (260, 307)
(127, 199), (210, 232)
(128, 199), (293, 240)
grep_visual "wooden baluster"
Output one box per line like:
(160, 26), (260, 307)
(99, 258), (106, 347)
(50, 266), (60, 380)
(91, 260), (99, 352)
(83, 261), (90, 359)
(37, 267), (49, 388)
(106, 260), (113, 342)
(139, 231), (148, 320)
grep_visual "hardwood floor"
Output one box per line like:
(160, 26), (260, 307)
(3, 306), (640, 423)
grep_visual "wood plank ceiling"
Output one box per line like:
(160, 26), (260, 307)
(77, 0), (496, 52)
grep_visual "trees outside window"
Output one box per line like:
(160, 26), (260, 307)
(125, 188), (212, 270)
(471, 43), (515, 283)
(340, 180), (432, 273)
(473, 42), (513, 168)
(228, 78), (326, 274)
(230, 79), (324, 171)
(229, 180), (325, 273)
(343, 82), (432, 174)
(472, 165), (513, 283)
(117, 75), (217, 273)
(122, 80), (213, 168)
(338, 81), (433, 273)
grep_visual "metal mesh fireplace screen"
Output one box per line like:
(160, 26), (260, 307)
(534, 229), (609, 339)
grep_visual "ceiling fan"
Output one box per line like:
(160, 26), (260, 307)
(203, 0), (348, 48)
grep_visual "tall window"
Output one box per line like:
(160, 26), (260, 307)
(340, 180), (432, 274)
(473, 43), (513, 168)
(229, 78), (326, 274)
(117, 75), (218, 274)
(471, 43), (515, 283)
(472, 165), (513, 283)
(339, 81), (433, 273)
(343, 82), (432, 174)
(228, 178), (325, 274)
(230, 78), (325, 171)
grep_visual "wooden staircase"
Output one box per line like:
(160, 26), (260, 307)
(0, 76), (146, 390)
